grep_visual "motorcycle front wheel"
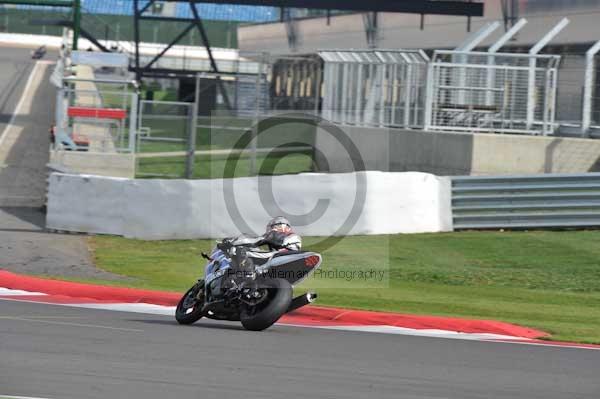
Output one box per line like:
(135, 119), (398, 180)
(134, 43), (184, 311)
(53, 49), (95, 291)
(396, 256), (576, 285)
(175, 281), (205, 325)
(240, 278), (292, 331)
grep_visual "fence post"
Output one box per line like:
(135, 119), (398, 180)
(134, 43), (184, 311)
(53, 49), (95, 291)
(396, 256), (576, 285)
(185, 74), (200, 179)
(527, 18), (569, 132)
(129, 91), (138, 153)
(55, 88), (65, 145)
(314, 60), (322, 116)
(423, 60), (435, 131)
(582, 41), (600, 136)
(454, 22), (500, 105)
(404, 62), (412, 128)
(249, 56), (264, 176)
(486, 18), (527, 106)
(354, 63), (363, 124)
(341, 63), (349, 125)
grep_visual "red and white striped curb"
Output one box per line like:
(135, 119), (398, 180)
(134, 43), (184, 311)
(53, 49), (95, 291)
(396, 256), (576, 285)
(1, 271), (599, 350)
(0, 287), (526, 342)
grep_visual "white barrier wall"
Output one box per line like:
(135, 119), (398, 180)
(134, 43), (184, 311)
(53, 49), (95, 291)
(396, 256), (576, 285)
(47, 172), (453, 239)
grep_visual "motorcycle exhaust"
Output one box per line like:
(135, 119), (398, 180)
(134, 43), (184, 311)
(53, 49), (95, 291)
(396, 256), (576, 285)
(287, 292), (317, 313)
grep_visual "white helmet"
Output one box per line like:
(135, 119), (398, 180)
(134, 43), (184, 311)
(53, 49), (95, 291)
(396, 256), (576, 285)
(265, 216), (292, 234)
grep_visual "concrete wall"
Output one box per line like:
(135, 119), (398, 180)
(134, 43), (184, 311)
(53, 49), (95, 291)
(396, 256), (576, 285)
(314, 126), (600, 176)
(46, 171), (453, 239)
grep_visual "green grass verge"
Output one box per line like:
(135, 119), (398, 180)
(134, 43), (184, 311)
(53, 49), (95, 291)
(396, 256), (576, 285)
(85, 231), (600, 344)
(136, 116), (317, 178)
(137, 116), (316, 152)
(136, 151), (314, 178)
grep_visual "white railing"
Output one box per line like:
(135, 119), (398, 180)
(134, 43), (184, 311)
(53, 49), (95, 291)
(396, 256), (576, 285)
(319, 49), (429, 129)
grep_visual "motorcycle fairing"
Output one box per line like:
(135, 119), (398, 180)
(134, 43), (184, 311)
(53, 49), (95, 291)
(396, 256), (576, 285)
(255, 252), (322, 286)
(204, 248), (231, 286)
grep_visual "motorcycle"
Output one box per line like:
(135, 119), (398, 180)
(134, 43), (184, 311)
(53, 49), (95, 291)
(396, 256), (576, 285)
(175, 236), (322, 331)
(31, 45), (46, 59)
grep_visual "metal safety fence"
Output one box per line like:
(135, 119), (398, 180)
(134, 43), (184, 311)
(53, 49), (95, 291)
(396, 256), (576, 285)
(319, 49), (429, 129)
(136, 100), (194, 178)
(135, 69), (315, 179)
(425, 50), (561, 135)
(452, 173), (600, 229)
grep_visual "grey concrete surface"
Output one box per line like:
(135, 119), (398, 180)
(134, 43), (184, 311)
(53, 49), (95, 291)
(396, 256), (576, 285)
(0, 207), (125, 280)
(1, 300), (599, 399)
(314, 125), (600, 176)
(0, 49), (54, 207)
(0, 47), (35, 140)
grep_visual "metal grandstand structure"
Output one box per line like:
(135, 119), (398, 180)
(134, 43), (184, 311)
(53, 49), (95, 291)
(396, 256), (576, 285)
(0, 1), (484, 82)
(130, 1), (483, 80)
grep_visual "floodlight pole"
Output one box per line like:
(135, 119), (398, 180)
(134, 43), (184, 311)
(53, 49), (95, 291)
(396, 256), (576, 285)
(526, 17), (569, 132)
(582, 40), (600, 135)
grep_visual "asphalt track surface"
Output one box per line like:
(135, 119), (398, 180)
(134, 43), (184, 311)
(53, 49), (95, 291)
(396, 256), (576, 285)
(0, 46), (56, 207)
(0, 46), (42, 137)
(1, 300), (599, 399)
(0, 48), (31, 131)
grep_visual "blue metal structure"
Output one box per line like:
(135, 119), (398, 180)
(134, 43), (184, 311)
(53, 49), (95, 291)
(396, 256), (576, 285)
(11, 0), (279, 22)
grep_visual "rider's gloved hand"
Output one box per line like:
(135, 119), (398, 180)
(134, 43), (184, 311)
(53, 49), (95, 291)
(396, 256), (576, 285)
(263, 230), (286, 248)
(217, 238), (234, 252)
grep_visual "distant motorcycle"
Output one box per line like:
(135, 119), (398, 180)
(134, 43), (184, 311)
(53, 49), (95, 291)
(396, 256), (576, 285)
(31, 45), (46, 59)
(175, 237), (321, 331)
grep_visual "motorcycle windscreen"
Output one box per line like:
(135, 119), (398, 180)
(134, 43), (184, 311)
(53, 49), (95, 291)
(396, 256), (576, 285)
(258, 252), (322, 285)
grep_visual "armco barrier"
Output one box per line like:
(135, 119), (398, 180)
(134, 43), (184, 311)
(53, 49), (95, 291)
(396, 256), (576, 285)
(46, 171), (453, 239)
(452, 173), (600, 229)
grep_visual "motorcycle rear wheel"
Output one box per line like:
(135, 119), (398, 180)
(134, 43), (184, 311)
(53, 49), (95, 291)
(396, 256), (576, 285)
(175, 282), (205, 325)
(240, 278), (292, 331)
